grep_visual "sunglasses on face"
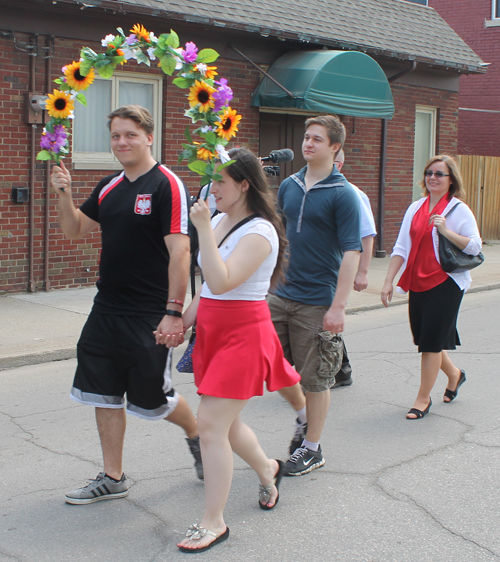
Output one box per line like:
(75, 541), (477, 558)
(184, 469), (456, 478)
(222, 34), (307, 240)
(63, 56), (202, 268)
(424, 170), (450, 178)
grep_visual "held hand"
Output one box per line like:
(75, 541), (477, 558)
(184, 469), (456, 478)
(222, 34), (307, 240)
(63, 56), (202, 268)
(51, 160), (72, 195)
(381, 281), (393, 308)
(155, 315), (185, 348)
(323, 306), (345, 334)
(430, 214), (447, 235)
(190, 198), (212, 230)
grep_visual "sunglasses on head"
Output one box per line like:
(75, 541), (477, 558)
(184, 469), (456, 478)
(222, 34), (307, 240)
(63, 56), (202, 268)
(425, 170), (450, 178)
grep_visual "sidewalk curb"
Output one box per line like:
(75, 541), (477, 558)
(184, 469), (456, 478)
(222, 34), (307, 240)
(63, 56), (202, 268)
(1, 282), (499, 372)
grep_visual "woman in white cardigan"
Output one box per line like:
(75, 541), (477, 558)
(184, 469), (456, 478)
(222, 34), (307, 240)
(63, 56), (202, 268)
(381, 155), (482, 419)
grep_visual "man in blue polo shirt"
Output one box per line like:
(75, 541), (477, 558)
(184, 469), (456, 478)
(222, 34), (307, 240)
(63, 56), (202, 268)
(268, 115), (362, 476)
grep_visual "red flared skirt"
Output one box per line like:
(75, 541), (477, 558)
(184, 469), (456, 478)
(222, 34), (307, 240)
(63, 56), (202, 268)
(193, 298), (300, 399)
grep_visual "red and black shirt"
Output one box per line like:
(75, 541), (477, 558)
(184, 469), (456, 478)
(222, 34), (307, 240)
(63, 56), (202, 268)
(80, 163), (190, 316)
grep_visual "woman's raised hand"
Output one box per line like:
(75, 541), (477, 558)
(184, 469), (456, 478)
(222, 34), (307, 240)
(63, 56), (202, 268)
(190, 197), (212, 230)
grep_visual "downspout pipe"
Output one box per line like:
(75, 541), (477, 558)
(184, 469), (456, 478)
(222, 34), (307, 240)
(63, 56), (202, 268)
(376, 61), (417, 257)
(28, 34), (38, 292)
(44, 36), (54, 291)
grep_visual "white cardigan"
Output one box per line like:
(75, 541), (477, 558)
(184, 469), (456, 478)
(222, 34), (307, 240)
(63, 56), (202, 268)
(392, 196), (482, 294)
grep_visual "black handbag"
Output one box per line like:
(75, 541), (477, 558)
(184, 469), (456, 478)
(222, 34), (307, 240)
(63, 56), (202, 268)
(438, 203), (484, 273)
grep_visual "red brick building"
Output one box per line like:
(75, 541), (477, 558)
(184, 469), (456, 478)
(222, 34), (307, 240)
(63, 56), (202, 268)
(0, 0), (484, 293)
(427, 0), (500, 156)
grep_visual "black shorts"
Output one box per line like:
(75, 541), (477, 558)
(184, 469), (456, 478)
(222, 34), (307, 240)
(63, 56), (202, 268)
(71, 311), (179, 420)
(409, 276), (464, 353)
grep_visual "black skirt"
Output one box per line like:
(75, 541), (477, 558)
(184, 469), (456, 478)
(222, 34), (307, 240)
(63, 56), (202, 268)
(408, 276), (464, 353)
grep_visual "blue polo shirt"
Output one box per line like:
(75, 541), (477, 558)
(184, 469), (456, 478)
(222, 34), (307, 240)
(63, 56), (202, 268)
(275, 165), (362, 306)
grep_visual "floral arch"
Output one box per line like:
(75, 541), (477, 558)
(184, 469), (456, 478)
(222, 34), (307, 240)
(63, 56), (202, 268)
(37, 23), (242, 184)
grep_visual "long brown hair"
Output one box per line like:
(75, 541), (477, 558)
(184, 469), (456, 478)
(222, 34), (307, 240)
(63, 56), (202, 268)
(225, 147), (288, 285)
(418, 154), (466, 200)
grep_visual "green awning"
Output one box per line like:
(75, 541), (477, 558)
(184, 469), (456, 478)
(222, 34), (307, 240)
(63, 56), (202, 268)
(251, 50), (395, 119)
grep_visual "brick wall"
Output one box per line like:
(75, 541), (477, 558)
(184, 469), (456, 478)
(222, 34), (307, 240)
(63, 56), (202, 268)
(430, 0), (500, 156)
(343, 84), (458, 251)
(0, 32), (459, 292)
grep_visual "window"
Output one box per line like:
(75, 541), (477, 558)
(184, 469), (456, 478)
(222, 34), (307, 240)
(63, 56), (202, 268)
(404, 0), (428, 5)
(73, 72), (163, 169)
(495, 0), (500, 18)
(412, 106), (437, 200)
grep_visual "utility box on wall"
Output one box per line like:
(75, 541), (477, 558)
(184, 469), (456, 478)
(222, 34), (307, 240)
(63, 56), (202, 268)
(11, 187), (30, 204)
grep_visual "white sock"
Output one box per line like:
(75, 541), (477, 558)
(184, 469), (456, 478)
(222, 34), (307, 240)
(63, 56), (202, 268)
(302, 439), (319, 452)
(296, 407), (307, 425)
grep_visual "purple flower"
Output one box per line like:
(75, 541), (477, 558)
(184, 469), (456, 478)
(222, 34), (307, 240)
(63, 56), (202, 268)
(40, 125), (67, 154)
(213, 78), (233, 112)
(182, 41), (198, 63)
(126, 34), (137, 45)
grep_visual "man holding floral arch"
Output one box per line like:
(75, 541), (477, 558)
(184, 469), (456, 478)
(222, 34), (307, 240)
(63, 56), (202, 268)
(51, 104), (203, 504)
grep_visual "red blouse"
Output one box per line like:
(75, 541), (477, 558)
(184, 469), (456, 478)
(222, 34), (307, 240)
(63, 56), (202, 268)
(398, 195), (449, 292)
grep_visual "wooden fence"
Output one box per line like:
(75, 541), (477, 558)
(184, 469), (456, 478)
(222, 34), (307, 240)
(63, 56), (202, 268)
(458, 155), (500, 240)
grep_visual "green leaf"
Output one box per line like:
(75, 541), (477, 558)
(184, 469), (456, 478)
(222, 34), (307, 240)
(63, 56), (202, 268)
(153, 47), (165, 59)
(184, 126), (193, 143)
(36, 150), (52, 161)
(58, 82), (71, 92)
(76, 92), (87, 107)
(166, 30), (180, 48)
(45, 121), (54, 133)
(196, 48), (219, 64)
(204, 131), (217, 145)
(216, 159), (235, 170)
(111, 56), (125, 65)
(81, 47), (98, 61)
(116, 27), (126, 38)
(172, 77), (192, 89)
(96, 63), (115, 79)
(178, 148), (195, 163)
(188, 160), (209, 175)
(159, 54), (176, 75)
(211, 173), (223, 182)
(60, 119), (72, 128)
(94, 57), (111, 69)
(136, 51), (151, 66)
(54, 78), (63, 85)
(79, 59), (94, 77)
(200, 174), (211, 186)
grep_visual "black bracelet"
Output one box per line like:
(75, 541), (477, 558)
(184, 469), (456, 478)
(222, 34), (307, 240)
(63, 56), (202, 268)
(165, 309), (182, 318)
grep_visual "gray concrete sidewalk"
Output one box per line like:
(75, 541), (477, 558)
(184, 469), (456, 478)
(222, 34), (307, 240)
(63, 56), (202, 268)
(1, 243), (499, 370)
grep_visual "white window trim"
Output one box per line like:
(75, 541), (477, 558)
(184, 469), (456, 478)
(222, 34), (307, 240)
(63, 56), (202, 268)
(73, 71), (163, 170)
(413, 105), (437, 200)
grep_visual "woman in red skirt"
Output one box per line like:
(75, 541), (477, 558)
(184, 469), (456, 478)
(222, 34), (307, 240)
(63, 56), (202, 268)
(176, 148), (301, 552)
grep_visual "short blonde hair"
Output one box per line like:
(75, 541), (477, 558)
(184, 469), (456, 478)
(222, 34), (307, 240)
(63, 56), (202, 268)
(419, 154), (466, 200)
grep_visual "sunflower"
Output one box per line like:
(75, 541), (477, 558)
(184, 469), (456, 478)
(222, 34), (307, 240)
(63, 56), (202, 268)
(131, 24), (151, 42)
(64, 61), (95, 91)
(215, 107), (242, 141)
(196, 146), (216, 161)
(45, 89), (75, 119)
(188, 80), (216, 113)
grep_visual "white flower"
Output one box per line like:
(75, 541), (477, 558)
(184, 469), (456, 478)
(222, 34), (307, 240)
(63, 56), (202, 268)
(201, 125), (213, 133)
(173, 48), (184, 70)
(216, 144), (231, 163)
(68, 110), (75, 120)
(147, 47), (156, 61)
(149, 32), (157, 43)
(196, 63), (207, 76)
(122, 46), (138, 61)
(101, 34), (116, 47)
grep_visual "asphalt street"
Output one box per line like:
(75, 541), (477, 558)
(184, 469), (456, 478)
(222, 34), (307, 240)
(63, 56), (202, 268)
(1, 289), (499, 562)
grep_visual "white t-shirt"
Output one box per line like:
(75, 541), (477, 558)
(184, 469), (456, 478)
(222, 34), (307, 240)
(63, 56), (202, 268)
(199, 214), (279, 301)
(350, 183), (377, 238)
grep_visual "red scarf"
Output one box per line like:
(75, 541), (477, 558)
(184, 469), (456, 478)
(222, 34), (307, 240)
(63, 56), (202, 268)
(398, 195), (450, 292)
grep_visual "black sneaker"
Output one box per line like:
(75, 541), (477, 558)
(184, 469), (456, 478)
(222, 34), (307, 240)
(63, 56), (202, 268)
(289, 418), (308, 455)
(186, 436), (204, 480)
(284, 445), (325, 476)
(65, 472), (129, 505)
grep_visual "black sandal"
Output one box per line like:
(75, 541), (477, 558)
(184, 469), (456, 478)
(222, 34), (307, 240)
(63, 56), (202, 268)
(259, 460), (284, 510)
(444, 370), (466, 403)
(406, 397), (432, 420)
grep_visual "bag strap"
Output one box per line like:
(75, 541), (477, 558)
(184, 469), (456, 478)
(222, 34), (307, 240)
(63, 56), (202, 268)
(217, 214), (259, 248)
(443, 201), (461, 218)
